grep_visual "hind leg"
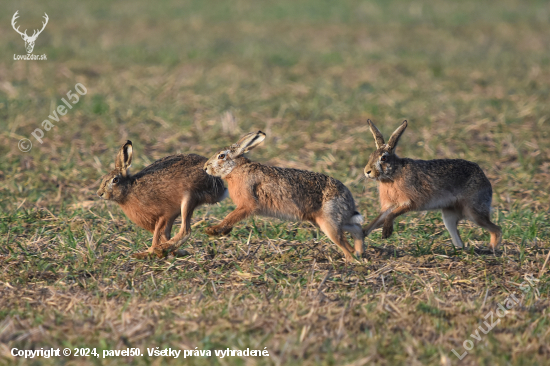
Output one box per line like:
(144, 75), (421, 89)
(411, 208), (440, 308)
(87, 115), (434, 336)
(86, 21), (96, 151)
(441, 208), (465, 248)
(343, 224), (365, 257)
(317, 217), (355, 262)
(468, 208), (502, 250)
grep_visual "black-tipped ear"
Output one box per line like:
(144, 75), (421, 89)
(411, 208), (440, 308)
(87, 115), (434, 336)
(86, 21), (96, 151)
(387, 120), (407, 152)
(367, 119), (385, 149)
(115, 140), (133, 176)
(231, 131), (266, 157)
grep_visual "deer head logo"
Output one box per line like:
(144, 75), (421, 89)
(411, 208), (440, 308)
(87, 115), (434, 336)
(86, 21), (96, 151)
(12, 11), (49, 54)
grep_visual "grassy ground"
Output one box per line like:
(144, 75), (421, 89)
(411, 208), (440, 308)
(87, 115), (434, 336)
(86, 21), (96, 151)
(1, 0), (550, 365)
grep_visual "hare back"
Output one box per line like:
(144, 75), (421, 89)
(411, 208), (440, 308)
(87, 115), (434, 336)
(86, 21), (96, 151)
(133, 154), (225, 204)
(135, 154), (206, 179)
(226, 162), (357, 222)
(380, 158), (492, 211)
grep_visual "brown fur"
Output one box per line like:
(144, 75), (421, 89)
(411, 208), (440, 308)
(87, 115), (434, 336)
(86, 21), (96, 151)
(378, 180), (420, 211)
(363, 120), (502, 249)
(204, 131), (364, 262)
(97, 141), (226, 258)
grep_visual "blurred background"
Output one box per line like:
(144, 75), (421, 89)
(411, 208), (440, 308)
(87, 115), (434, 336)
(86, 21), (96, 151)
(1, 0), (549, 212)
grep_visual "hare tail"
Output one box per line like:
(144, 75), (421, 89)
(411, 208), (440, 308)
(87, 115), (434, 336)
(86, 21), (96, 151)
(349, 211), (364, 225)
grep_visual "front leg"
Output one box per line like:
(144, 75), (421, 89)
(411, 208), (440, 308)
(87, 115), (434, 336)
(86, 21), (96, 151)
(156, 195), (198, 257)
(363, 208), (392, 236)
(132, 217), (172, 259)
(382, 205), (412, 239)
(205, 206), (252, 236)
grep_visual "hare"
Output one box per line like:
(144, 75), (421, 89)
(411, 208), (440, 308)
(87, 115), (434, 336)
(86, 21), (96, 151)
(203, 131), (364, 262)
(97, 140), (227, 259)
(363, 119), (502, 249)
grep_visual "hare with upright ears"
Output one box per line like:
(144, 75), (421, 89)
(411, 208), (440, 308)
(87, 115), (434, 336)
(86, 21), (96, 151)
(363, 120), (502, 249)
(97, 141), (227, 258)
(203, 131), (364, 262)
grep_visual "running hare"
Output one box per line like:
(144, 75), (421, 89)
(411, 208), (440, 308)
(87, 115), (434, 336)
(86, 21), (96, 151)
(363, 120), (502, 249)
(203, 131), (364, 262)
(97, 141), (227, 258)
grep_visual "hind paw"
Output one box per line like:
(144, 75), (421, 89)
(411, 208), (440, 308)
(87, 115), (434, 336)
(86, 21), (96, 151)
(131, 251), (155, 259)
(171, 249), (190, 257)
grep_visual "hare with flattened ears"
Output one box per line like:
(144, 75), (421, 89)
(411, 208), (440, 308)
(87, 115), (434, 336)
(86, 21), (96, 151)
(363, 120), (502, 250)
(203, 131), (364, 262)
(97, 141), (227, 258)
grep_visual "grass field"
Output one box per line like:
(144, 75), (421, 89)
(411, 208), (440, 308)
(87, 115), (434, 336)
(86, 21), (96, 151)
(1, 0), (550, 365)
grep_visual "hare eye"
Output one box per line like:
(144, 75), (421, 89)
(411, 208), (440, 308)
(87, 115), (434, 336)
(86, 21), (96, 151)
(380, 156), (387, 162)
(112, 177), (119, 184)
(218, 153), (226, 160)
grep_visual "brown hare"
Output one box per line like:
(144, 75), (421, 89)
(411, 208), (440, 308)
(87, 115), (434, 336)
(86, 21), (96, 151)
(97, 140), (227, 259)
(203, 131), (364, 262)
(363, 119), (502, 250)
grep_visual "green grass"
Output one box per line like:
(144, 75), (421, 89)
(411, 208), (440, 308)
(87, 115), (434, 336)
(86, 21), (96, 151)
(1, 0), (550, 365)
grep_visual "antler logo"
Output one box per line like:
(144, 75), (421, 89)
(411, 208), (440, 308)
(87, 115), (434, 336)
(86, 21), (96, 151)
(12, 11), (49, 54)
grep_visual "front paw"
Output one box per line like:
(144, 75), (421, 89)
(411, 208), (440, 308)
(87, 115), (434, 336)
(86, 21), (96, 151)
(205, 226), (232, 236)
(382, 225), (393, 239)
(205, 226), (221, 236)
(151, 246), (171, 258)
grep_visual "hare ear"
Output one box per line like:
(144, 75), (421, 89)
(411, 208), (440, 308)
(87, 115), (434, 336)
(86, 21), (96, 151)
(231, 131), (266, 157)
(115, 140), (133, 176)
(387, 120), (407, 152)
(367, 119), (385, 149)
